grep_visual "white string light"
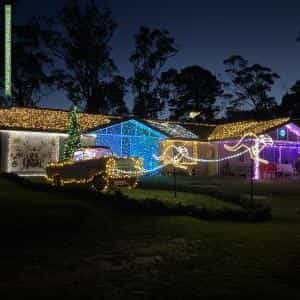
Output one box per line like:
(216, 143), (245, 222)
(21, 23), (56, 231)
(109, 133), (274, 176)
(223, 133), (273, 164)
(181, 148), (249, 163)
(112, 164), (165, 175)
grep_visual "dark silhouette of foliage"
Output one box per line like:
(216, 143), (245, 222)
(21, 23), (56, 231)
(225, 109), (257, 121)
(224, 55), (280, 119)
(105, 75), (129, 116)
(161, 65), (225, 121)
(280, 80), (300, 117)
(129, 26), (178, 118)
(0, 1), (55, 107)
(50, 0), (127, 114)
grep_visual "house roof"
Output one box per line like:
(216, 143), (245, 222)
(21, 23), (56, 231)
(0, 107), (292, 141)
(207, 117), (291, 141)
(0, 107), (119, 133)
(144, 120), (200, 140)
(178, 122), (216, 141)
(86, 117), (202, 140)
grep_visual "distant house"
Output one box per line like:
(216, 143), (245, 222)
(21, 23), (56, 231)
(0, 107), (299, 180)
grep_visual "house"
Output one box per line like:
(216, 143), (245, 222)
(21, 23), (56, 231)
(0, 107), (299, 180)
(0, 107), (119, 175)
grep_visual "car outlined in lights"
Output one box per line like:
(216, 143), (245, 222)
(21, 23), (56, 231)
(46, 147), (143, 191)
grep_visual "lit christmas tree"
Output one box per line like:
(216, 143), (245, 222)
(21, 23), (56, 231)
(63, 106), (81, 160)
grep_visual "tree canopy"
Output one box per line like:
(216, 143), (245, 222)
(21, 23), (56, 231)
(224, 55), (280, 119)
(280, 80), (300, 117)
(129, 26), (178, 119)
(50, 0), (127, 114)
(161, 66), (225, 121)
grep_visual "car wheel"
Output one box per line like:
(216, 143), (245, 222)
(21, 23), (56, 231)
(128, 177), (138, 189)
(53, 175), (61, 187)
(92, 175), (106, 192)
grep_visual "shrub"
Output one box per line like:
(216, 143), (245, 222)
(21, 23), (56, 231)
(110, 190), (271, 222)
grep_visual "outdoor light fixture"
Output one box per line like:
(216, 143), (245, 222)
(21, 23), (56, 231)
(189, 111), (201, 119)
(278, 127), (288, 140)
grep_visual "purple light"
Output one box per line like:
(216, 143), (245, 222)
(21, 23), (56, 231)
(286, 123), (300, 137)
(265, 145), (300, 148)
(253, 139), (260, 180)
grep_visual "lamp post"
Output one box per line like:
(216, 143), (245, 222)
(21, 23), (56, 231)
(250, 158), (254, 202)
(173, 166), (177, 198)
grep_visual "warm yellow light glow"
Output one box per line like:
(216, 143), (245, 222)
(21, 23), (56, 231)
(0, 107), (114, 132)
(208, 118), (290, 141)
(154, 143), (196, 170)
(189, 111), (201, 118)
(46, 156), (142, 190)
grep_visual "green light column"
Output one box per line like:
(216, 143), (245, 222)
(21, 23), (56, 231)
(4, 4), (12, 97)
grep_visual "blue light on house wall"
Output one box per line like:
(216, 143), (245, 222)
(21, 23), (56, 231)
(92, 120), (166, 172)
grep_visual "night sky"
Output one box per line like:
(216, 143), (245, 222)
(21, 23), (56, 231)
(15, 0), (300, 112)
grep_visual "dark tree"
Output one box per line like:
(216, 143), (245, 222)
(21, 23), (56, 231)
(224, 55), (280, 118)
(105, 76), (129, 115)
(51, 0), (126, 114)
(280, 80), (300, 117)
(0, 2), (55, 107)
(158, 68), (178, 114)
(161, 66), (225, 121)
(225, 109), (257, 121)
(129, 26), (178, 118)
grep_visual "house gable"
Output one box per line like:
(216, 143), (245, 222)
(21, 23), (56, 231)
(91, 119), (167, 171)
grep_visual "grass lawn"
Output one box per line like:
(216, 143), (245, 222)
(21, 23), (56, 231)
(121, 188), (241, 210)
(0, 175), (300, 299)
(139, 175), (300, 197)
